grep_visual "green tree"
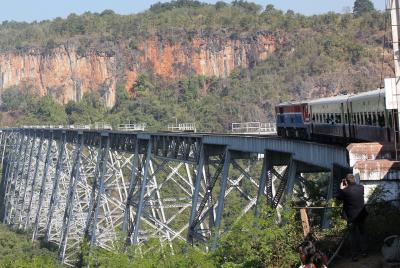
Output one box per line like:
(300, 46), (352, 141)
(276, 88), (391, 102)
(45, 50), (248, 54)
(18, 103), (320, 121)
(0, 224), (61, 267)
(1, 87), (25, 111)
(353, 0), (375, 16)
(24, 95), (67, 124)
(213, 204), (302, 267)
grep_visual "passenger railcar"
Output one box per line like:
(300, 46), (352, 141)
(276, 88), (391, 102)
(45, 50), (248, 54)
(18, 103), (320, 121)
(276, 88), (396, 143)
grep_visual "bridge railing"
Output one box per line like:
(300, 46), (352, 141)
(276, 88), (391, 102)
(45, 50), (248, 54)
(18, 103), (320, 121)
(118, 123), (146, 131)
(167, 123), (196, 132)
(94, 122), (112, 130)
(22, 124), (93, 130)
(231, 122), (276, 134)
(69, 124), (91, 129)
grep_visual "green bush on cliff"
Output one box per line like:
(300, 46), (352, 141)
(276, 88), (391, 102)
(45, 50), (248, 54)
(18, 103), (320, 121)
(0, 224), (60, 267)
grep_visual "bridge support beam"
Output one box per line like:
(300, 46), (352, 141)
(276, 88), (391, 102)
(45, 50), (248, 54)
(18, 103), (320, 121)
(122, 139), (140, 236)
(44, 131), (67, 243)
(131, 139), (152, 245)
(17, 132), (36, 228)
(322, 164), (348, 229)
(33, 131), (54, 240)
(84, 133), (110, 246)
(24, 132), (44, 230)
(4, 133), (23, 224)
(9, 134), (30, 224)
(286, 158), (298, 198)
(255, 151), (271, 217)
(211, 147), (231, 251)
(187, 143), (205, 244)
(0, 130), (8, 166)
(322, 168), (334, 229)
(59, 132), (84, 263)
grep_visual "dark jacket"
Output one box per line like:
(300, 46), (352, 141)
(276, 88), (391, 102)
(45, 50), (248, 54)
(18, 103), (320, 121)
(336, 183), (366, 222)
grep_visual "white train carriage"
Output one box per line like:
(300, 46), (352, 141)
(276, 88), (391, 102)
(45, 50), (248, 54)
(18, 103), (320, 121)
(309, 94), (350, 139)
(347, 89), (392, 141)
(277, 88), (396, 142)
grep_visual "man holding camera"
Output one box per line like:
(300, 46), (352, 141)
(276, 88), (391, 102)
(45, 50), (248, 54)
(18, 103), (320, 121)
(336, 174), (368, 261)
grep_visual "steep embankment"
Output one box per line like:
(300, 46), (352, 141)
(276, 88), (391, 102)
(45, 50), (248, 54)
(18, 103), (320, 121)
(0, 32), (275, 107)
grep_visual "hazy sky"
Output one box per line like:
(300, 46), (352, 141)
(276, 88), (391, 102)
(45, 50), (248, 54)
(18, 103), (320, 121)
(0, 0), (387, 23)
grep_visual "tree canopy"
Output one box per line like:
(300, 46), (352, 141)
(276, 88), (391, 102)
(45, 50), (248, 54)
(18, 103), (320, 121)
(353, 0), (375, 16)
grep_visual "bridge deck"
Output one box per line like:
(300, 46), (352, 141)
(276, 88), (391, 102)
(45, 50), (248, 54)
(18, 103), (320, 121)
(3, 128), (349, 171)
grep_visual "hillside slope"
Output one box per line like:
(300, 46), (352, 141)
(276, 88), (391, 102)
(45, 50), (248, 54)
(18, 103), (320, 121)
(0, 1), (394, 130)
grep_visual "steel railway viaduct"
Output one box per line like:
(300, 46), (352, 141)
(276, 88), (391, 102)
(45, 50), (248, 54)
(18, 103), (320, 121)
(0, 128), (349, 266)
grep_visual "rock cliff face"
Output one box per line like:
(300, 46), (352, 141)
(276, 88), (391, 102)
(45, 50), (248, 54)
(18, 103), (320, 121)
(0, 45), (117, 107)
(0, 32), (276, 107)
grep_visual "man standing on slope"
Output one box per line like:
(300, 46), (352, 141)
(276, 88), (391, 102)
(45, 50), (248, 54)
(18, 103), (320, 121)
(336, 174), (368, 261)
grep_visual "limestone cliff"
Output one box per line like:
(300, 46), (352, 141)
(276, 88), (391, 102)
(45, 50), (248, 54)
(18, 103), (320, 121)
(0, 32), (276, 107)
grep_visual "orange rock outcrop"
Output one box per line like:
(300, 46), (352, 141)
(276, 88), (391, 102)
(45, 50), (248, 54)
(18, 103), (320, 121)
(0, 32), (276, 107)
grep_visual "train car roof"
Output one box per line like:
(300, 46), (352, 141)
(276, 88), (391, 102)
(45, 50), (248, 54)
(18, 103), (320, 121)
(277, 88), (384, 107)
(308, 94), (351, 105)
(275, 101), (307, 107)
(348, 88), (384, 101)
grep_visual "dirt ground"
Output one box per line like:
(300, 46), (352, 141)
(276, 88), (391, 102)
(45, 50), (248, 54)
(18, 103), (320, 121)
(331, 253), (400, 268)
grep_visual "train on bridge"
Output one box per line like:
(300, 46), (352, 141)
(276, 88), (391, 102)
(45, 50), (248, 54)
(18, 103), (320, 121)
(275, 88), (396, 143)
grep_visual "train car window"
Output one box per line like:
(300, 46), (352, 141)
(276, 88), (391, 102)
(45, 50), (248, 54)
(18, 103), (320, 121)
(345, 114), (348, 124)
(357, 114), (360, 124)
(335, 113), (341, 123)
(384, 111), (388, 127)
(389, 112), (393, 128)
(363, 112), (366, 125)
(378, 113), (385, 127)
(368, 113), (372, 125)
(372, 114), (377, 125)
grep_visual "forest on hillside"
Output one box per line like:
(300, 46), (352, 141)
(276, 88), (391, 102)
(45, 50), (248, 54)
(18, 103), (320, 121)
(0, 0), (395, 131)
(1, 1), (400, 267)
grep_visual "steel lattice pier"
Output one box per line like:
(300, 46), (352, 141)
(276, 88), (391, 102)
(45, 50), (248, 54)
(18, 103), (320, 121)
(0, 128), (349, 266)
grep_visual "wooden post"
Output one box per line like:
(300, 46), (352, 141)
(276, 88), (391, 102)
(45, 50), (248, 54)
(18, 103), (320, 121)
(300, 208), (310, 237)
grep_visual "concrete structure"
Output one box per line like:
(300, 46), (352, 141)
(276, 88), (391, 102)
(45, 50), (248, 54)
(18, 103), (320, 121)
(348, 143), (400, 202)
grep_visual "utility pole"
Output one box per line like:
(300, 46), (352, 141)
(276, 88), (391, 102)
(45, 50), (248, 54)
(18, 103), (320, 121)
(386, 0), (400, 158)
